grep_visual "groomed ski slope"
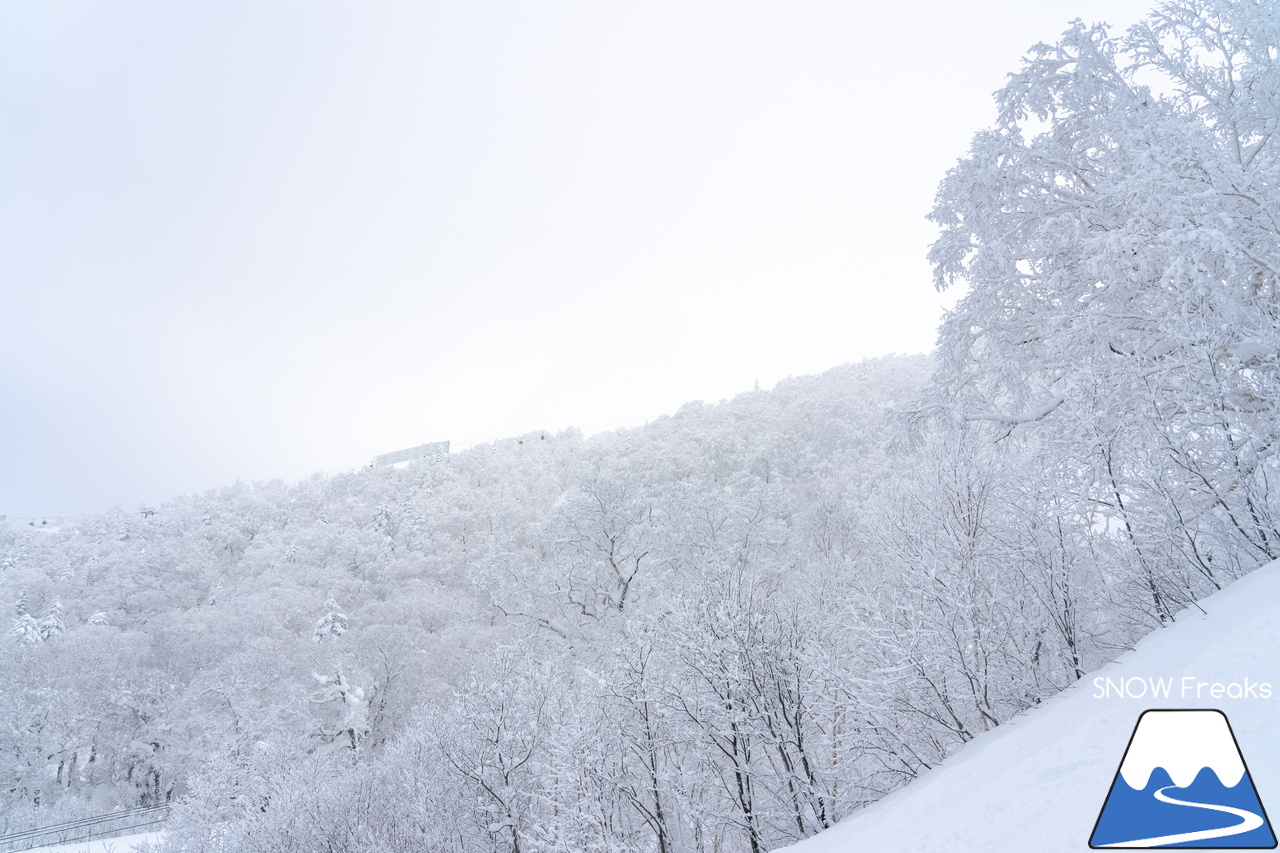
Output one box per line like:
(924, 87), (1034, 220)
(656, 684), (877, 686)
(773, 560), (1280, 853)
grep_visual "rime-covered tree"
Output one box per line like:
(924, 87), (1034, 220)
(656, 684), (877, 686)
(38, 598), (65, 640)
(920, 0), (1280, 618)
(9, 614), (42, 646)
(312, 595), (348, 642)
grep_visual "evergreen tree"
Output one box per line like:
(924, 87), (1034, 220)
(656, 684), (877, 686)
(9, 614), (42, 646)
(312, 595), (347, 642)
(38, 599), (65, 641)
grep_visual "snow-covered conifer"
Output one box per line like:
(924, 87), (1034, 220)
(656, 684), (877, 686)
(10, 614), (42, 645)
(312, 595), (347, 642)
(38, 598), (64, 640)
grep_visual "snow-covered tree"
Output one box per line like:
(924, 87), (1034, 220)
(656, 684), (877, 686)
(38, 598), (65, 640)
(308, 670), (369, 753)
(9, 614), (42, 646)
(918, 0), (1280, 619)
(434, 650), (552, 853)
(926, 1), (1279, 429)
(312, 595), (348, 642)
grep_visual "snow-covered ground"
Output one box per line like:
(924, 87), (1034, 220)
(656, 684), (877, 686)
(774, 560), (1280, 852)
(25, 833), (160, 853)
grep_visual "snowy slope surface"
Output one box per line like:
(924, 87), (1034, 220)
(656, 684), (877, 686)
(773, 560), (1280, 853)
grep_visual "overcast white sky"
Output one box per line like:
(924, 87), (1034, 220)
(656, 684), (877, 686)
(1, 0), (1156, 518)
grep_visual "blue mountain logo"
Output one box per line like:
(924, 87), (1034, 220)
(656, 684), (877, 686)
(1091, 709), (1276, 848)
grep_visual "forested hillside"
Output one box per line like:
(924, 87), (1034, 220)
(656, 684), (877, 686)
(4, 356), (940, 844)
(5, 0), (1278, 851)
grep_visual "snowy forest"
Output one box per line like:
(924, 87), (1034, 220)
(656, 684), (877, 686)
(3, 0), (1279, 850)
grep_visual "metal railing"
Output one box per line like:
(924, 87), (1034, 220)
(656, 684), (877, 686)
(0, 804), (169, 853)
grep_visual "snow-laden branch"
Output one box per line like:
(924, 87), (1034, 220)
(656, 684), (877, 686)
(966, 396), (1066, 425)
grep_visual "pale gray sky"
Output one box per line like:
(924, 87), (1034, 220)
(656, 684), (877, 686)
(1, 0), (1155, 517)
